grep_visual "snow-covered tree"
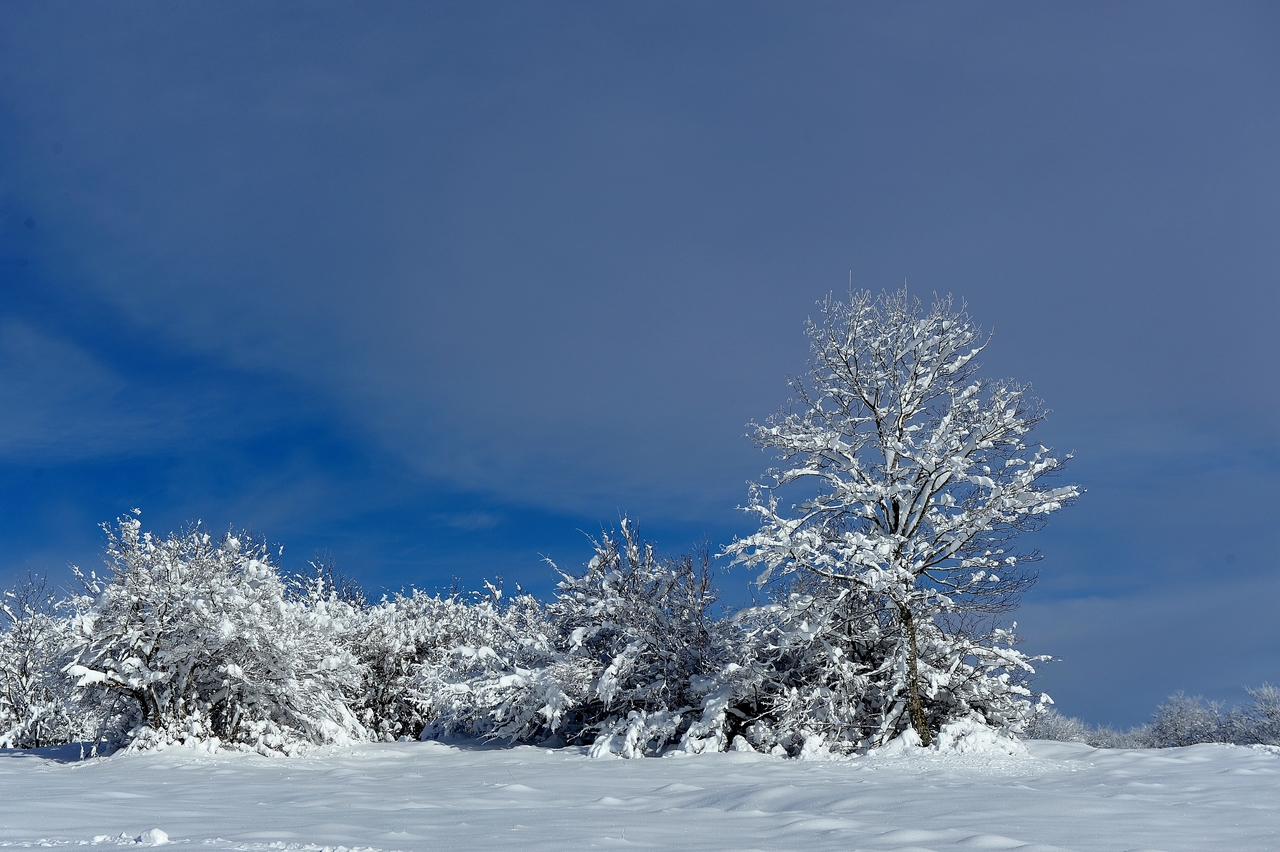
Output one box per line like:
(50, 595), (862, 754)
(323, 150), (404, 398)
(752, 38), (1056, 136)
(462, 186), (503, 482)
(65, 514), (365, 752)
(727, 288), (1078, 745)
(680, 574), (1043, 756)
(408, 522), (725, 756)
(0, 574), (79, 748)
(1239, 684), (1280, 745)
(547, 521), (724, 756)
(1145, 692), (1224, 747)
(1028, 685), (1280, 749)
(680, 576), (899, 756)
(346, 591), (442, 741)
(345, 586), (551, 742)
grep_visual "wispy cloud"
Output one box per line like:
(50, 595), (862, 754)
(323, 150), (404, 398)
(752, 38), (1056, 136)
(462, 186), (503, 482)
(434, 511), (503, 531)
(0, 318), (145, 458)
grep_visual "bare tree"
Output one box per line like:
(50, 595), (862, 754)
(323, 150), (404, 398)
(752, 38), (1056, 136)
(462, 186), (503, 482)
(728, 287), (1078, 745)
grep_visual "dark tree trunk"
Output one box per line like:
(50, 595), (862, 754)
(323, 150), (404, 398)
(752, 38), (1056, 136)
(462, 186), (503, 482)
(898, 603), (932, 747)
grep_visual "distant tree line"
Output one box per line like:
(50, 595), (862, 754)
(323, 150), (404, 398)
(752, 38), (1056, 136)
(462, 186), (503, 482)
(1027, 690), (1280, 748)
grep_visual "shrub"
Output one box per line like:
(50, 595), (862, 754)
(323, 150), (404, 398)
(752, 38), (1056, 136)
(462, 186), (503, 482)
(0, 574), (81, 748)
(65, 515), (365, 753)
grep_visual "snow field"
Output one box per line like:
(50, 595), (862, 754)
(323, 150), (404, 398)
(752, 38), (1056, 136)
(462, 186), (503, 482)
(2, 740), (1277, 852)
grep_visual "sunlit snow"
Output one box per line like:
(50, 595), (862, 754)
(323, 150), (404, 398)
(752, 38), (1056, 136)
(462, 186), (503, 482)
(2, 739), (1277, 852)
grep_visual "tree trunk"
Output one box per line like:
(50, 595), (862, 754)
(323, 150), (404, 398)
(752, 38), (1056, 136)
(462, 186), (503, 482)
(897, 603), (932, 747)
(146, 685), (164, 731)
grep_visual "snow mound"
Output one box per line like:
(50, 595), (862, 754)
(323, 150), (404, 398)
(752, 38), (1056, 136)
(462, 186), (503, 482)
(137, 829), (168, 846)
(873, 718), (1029, 759)
(933, 718), (1029, 756)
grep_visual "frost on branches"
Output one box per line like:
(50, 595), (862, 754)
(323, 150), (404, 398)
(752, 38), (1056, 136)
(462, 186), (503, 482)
(407, 584), (566, 744)
(0, 574), (80, 749)
(346, 588), (513, 742)
(413, 521), (724, 757)
(65, 514), (365, 754)
(548, 521), (723, 757)
(726, 288), (1078, 748)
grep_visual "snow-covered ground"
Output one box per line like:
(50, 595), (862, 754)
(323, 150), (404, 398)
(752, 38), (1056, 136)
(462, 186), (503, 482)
(2, 739), (1277, 852)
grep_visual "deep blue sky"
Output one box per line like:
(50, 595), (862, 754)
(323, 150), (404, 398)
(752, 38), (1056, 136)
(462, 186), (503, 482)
(1, 2), (1276, 728)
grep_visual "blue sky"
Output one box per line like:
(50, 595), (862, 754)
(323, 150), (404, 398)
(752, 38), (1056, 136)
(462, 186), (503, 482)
(1, 2), (1276, 728)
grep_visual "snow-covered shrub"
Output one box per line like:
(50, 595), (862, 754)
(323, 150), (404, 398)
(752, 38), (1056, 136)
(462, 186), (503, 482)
(684, 576), (1042, 757)
(347, 588), (552, 741)
(588, 708), (687, 758)
(346, 592), (436, 741)
(1239, 684), (1280, 745)
(65, 514), (366, 752)
(684, 582), (899, 756)
(409, 523), (725, 755)
(1022, 706), (1138, 747)
(0, 575), (81, 748)
(1023, 706), (1094, 743)
(410, 586), (570, 742)
(1027, 686), (1280, 749)
(1137, 687), (1280, 748)
(545, 522), (724, 754)
(1214, 685), (1280, 746)
(1145, 692), (1224, 747)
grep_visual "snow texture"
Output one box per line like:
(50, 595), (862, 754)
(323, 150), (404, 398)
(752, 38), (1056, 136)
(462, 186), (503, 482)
(2, 738), (1277, 851)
